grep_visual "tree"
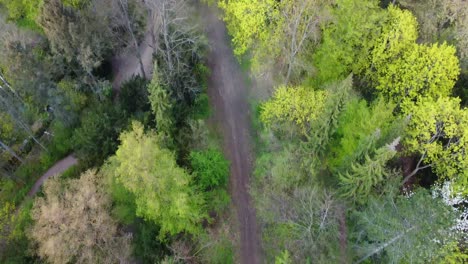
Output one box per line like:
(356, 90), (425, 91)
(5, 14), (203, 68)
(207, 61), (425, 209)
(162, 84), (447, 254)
(257, 186), (341, 263)
(108, 121), (206, 238)
(218, 0), (277, 57)
(30, 170), (132, 264)
(398, 0), (468, 67)
(145, 0), (207, 155)
(190, 149), (229, 190)
(147, 0), (207, 104)
(38, 0), (114, 74)
(352, 189), (458, 264)
(328, 98), (397, 172)
(116, 0), (147, 78)
(313, 0), (385, 84)
(219, 0), (333, 83)
(0, 16), (70, 124)
(338, 138), (399, 204)
(119, 76), (150, 115)
(372, 42), (459, 103)
(368, 4), (418, 76)
(147, 65), (174, 141)
(260, 86), (327, 135)
(305, 75), (353, 156)
(0, 0), (42, 28)
(363, 5), (460, 103)
(72, 100), (126, 166)
(402, 97), (468, 193)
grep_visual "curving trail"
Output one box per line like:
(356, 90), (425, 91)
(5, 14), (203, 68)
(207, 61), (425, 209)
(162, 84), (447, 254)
(27, 155), (78, 197)
(202, 6), (262, 264)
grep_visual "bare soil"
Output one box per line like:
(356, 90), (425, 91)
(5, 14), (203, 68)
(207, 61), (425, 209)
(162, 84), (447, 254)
(111, 21), (156, 94)
(202, 6), (262, 264)
(27, 155), (78, 197)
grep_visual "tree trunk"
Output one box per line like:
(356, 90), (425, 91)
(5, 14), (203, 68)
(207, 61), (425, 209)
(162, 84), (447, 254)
(355, 226), (416, 264)
(120, 0), (146, 79)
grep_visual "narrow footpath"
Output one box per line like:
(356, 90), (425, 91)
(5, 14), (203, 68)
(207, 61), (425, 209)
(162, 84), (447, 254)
(202, 6), (262, 264)
(27, 155), (78, 197)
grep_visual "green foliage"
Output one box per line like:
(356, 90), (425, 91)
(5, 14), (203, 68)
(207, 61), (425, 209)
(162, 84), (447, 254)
(191, 93), (211, 120)
(109, 121), (206, 238)
(47, 121), (74, 158)
(61, 0), (90, 9)
(339, 142), (398, 203)
(104, 165), (137, 225)
(254, 144), (304, 191)
(328, 98), (396, 172)
(305, 76), (353, 156)
(56, 79), (88, 114)
(0, 112), (15, 143)
(197, 230), (234, 264)
(132, 220), (167, 263)
(352, 189), (458, 263)
(402, 96), (468, 193)
(368, 4), (418, 73)
(313, 0), (385, 84)
(190, 149), (229, 190)
(119, 76), (150, 115)
(0, 0), (42, 29)
(219, 0), (277, 57)
(148, 67), (174, 141)
(0, 201), (15, 241)
(275, 250), (292, 264)
(260, 86), (327, 134)
(73, 101), (127, 166)
(0, 200), (37, 263)
(372, 42), (459, 103)
(205, 188), (230, 213)
(431, 242), (468, 264)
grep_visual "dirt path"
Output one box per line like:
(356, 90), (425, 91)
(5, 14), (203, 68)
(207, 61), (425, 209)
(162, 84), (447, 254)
(202, 7), (262, 264)
(27, 155), (78, 197)
(111, 20), (156, 93)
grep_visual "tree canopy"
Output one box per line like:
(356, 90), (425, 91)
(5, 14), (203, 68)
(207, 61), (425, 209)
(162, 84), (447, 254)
(30, 170), (132, 264)
(108, 121), (206, 238)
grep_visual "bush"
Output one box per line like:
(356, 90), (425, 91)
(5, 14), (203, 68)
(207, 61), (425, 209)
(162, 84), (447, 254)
(190, 149), (229, 190)
(72, 101), (127, 166)
(132, 220), (168, 263)
(191, 93), (211, 120)
(119, 76), (150, 115)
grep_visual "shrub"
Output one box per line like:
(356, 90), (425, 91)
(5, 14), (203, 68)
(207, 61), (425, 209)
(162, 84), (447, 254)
(190, 149), (229, 190)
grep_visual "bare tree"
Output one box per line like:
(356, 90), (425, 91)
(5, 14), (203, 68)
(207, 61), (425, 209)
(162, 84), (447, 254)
(30, 170), (133, 264)
(117, 0), (148, 78)
(279, 0), (333, 84)
(145, 0), (206, 102)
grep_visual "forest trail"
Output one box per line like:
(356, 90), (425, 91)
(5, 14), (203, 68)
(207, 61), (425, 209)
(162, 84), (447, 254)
(27, 155), (78, 197)
(111, 19), (155, 93)
(202, 6), (262, 264)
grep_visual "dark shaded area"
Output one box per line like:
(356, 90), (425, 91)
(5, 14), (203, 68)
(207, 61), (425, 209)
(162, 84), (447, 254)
(454, 71), (468, 106)
(93, 59), (114, 80)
